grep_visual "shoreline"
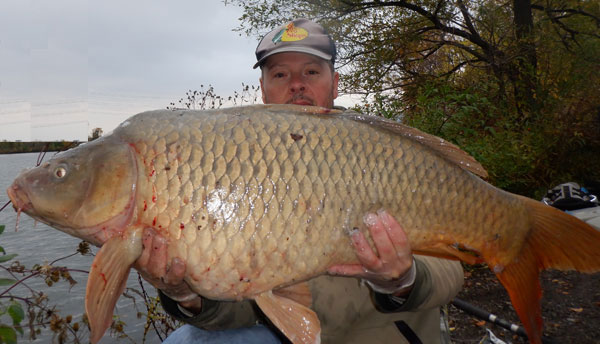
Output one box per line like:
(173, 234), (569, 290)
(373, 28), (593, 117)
(0, 141), (83, 155)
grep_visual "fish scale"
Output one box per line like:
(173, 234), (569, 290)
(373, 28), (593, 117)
(119, 106), (482, 299)
(8, 104), (600, 344)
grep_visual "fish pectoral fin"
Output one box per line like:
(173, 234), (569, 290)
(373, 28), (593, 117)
(414, 242), (481, 265)
(273, 282), (312, 307)
(255, 290), (320, 344)
(86, 228), (143, 344)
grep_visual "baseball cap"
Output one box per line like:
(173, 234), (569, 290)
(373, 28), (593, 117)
(253, 18), (337, 69)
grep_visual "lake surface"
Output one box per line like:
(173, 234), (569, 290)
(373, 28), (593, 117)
(0, 153), (163, 343)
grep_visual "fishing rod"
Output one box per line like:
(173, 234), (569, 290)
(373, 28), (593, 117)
(451, 298), (558, 344)
(0, 201), (11, 212)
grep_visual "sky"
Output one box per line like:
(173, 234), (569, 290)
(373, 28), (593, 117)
(0, 0), (358, 142)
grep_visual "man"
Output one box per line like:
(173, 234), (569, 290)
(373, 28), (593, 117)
(136, 18), (463, 344)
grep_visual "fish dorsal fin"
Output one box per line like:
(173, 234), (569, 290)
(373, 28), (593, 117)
(343, 112), (488, 179)
(255, 285), (320, 344)
(86, 228), (143, 344)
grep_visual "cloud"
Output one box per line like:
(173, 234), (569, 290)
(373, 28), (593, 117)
(86, 0), (258, 94)
(0, 0), (260, 140)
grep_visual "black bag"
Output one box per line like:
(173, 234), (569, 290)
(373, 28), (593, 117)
(542, 182), (598, 211)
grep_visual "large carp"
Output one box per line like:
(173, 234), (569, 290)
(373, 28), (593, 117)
(6, 104), (600, 344)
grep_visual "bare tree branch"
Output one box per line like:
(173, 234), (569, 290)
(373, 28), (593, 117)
(531, 4), (600, 25)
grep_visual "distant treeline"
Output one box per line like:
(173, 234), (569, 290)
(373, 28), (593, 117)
(0, 141), (82, 154)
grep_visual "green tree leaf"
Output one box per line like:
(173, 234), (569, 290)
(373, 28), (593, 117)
(8, 302), (24, 325)
(0, 254), (17, 264)
(0, 278), (17, 287)
(0, 325), (17, 344)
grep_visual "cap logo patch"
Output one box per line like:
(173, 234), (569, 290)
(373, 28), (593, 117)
(272, 22), (308, 43)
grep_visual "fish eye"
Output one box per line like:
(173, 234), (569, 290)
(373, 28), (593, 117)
(54, 166), (67, 178)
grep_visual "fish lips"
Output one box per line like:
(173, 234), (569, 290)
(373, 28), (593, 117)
(6, 183), (33, 213)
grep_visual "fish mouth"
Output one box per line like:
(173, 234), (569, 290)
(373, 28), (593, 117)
(6, 183), (33, 231)
(6, 183), (32, 214)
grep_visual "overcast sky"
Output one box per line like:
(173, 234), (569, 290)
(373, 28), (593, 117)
(0, 0), (307, 141)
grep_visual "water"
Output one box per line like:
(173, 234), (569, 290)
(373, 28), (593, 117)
(0, 153), (163, 343)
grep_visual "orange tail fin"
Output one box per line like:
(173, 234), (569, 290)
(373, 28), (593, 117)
(496, 198), (600, 344)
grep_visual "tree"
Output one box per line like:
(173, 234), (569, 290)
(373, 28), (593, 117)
(230, 0), (596, 116)
(167, 83), (260, 110)
(226, 0), (600, 196)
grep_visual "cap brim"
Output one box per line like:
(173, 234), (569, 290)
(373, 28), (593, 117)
(253, 46), (333, 69)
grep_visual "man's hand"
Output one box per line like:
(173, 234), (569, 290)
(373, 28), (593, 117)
(134, 228), (202, 312)
(327, 210), (415, 296)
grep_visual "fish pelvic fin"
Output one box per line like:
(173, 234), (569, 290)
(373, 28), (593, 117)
(86, 228), (143, 344)
(273, 281), (313, 307)
(255, 284), (320, 344)
(496, 197), (600, 344)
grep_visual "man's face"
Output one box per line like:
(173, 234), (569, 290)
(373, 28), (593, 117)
(260, 52), (339, 108)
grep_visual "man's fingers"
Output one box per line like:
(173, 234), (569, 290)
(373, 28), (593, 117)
(147, 234), (167, 278)
(331, 211), (415, 286)
(350, 228), (383, 270)
(164, 257), (186, 285)
(378, 209), (410, 254)
(364, 212), (396, 264)
(136, 228), (155, 268)
(134, 229), (193, 296)
(328, 264), (366, 277)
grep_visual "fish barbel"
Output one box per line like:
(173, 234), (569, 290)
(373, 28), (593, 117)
(6, 104), (600, 344)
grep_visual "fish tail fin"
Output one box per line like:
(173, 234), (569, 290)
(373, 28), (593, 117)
(496, 197), (600, 344)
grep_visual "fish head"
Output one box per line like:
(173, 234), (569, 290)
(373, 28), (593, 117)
(6, 138), (137, 245)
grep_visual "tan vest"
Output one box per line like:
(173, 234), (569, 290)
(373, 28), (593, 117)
(312, 256), (463, 344)
(161, 256), (463, 344)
